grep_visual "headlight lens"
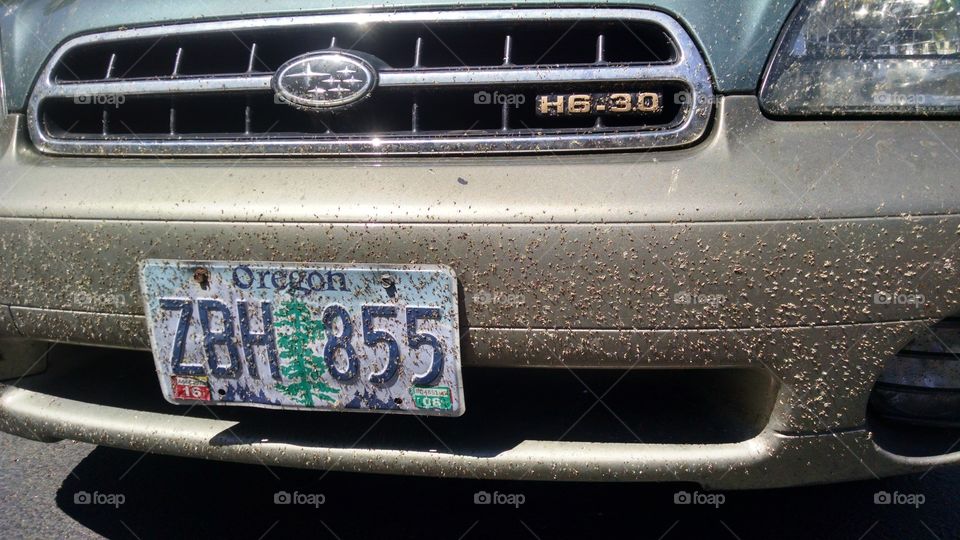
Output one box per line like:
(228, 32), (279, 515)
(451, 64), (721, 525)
(760, 0), (960, 115)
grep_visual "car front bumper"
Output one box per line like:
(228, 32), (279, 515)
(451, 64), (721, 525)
(0, 377), (951, 489)
(1, 96), (958, 487)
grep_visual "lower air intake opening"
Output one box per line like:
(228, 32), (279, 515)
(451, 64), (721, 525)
(868, 315), (960, 457)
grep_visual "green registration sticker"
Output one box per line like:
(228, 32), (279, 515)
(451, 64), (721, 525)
(410, 386), (453, 410)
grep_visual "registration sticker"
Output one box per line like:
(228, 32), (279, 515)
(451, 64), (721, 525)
(171, 375), (211, 401)
(410, 386), (453, 410)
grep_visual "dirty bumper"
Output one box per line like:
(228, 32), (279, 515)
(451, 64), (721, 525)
(0, 378), (946, 489)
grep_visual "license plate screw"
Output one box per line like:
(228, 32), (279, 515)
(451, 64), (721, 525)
(380, 273), (397, 297)
(193, 267), (211, 290)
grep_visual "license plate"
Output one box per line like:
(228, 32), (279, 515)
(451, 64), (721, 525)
(139, 260), (464, 416)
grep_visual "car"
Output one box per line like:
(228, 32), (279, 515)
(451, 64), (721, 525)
(0, 0), (958, 489)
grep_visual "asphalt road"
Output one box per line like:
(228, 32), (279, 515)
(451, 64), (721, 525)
(1, 431), (958, 539)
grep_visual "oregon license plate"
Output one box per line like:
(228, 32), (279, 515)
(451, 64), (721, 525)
(139, 260), (464, 416)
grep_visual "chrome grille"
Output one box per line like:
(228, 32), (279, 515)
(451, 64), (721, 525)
(28, 9), (714, 156)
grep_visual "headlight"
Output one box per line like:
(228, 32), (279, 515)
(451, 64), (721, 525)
(760, 0), (960, 115)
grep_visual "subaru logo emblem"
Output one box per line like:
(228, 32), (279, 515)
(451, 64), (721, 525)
(272, 51), (377, 110)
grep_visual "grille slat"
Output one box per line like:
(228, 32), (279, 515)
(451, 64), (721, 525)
(172, 47), (183, 76)
(412, 36), (423, 68)
(100, 52), (117, 136)
(29, 8), (713, 156)
(43, 63), (696, 96)
(169, 47), (182, 136)
(246, 43), (258, 74)
(104, 52), (117, 79)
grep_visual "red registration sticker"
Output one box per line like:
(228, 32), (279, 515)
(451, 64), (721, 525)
(171, 376), (211, 401)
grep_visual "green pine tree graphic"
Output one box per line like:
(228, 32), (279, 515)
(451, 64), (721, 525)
(273, 300), (339, 406)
